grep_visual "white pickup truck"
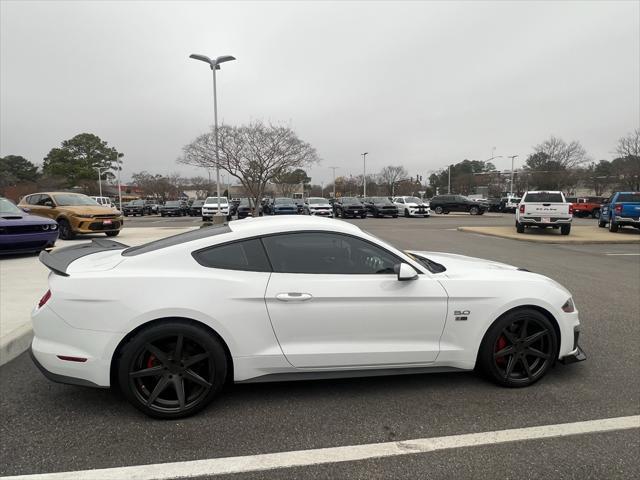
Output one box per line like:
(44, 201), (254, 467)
(515, 191), (573, 235)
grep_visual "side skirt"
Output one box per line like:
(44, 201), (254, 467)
(237, 366), (468, 384)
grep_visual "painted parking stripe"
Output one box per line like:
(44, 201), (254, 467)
(605, 253), (640, 256)
(2, 415), (638, 480)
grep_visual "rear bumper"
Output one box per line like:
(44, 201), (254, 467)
(614, 216), (640, 225)
(519, 217), (572, 225)
(30, 346), (103, 388)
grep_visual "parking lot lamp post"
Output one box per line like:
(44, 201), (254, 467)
(507, 155), (519, 195)
(329, 166), (339, 198)
(447, 165), (451, 194)
(115, 154), (123, 211)
(189, 53), (236, 223)
(95, 167), (107, 198)
(361, 152), (368, 197)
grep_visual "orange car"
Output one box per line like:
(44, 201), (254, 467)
(18, 192), (123, 240)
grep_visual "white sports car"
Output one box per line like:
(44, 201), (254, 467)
(393, 196), (430, 217)
(31, 216), (585, 418)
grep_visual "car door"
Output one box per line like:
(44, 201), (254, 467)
(32, 194), (56, 219)
(263, 232), (448, 368)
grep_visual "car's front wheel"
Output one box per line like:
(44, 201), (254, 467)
(105, 231), (120, 237)
(434, 206), (443, 214)
(118, 321), (227, 419)
(58, 219), (75, 240)
(469, 206), (479, 215)
(478, 308), (557, 388)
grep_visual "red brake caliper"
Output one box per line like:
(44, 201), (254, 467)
(146, 354), (156, 369)
(495, 335), (507, 366)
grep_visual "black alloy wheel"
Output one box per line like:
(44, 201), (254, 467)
(469, 206), (479, 215)
(118, 322), (227, 419)
(591, 208), (600, 219)
(57, 219), (75, 240)
(434, 206), (444, 214)
(479, 309), (557, 387)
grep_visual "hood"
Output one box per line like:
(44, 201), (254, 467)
(58, 205), (119, 215)
(408, 251), (520, 274)
(0, 212), (58, 225)
(309, 203), (331, 208)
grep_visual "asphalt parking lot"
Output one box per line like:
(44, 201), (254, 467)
(1, 214), (639, 479)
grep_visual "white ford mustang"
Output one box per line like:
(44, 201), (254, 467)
(31, 216), (585, 418)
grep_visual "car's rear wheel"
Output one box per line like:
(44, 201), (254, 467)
(478, 308), (557, 387)
(598, 219), (607, 228)
(105, 231), (120, 237)
(469, 206), (479, 215)
(118, 321), (227, 419)
(560, 224), (571, 235)
(516, 221), (525, 233)
(591, 208), (600, 219)
(609, 220), (619, 232)
(58, 219), (75, 240)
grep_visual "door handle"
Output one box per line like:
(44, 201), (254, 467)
(275, 292), (313, 302)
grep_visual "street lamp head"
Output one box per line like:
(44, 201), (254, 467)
(190, 53), (236, 70)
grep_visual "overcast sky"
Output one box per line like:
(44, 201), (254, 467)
(1, 0), (638, 185)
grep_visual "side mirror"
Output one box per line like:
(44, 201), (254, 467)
(394, 263), (418, 281)
(21, 207), (31, 213)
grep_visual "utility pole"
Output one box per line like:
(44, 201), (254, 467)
(448, 165), (451, 194)
(115, 154), (123, 211)
(329, 166), (339, 198)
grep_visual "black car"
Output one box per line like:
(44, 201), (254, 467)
(189, 199), (205, 217)
(333, 197), (367, 218)
(429, 195), (486, 215)
(264, 197), (298, 215)
(486, 197), (502, 212)
(363, 197), (398, 218)
(236, 198), (262, 219)
(122, 200), (147, 217)
(160, 200), (188, 217)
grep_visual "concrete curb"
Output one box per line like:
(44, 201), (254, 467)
(457, 227), (640, 244)
(0, 323), (33, 366)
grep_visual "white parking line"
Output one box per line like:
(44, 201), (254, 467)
(605, 253), (640, 256)
(2, 415), (638, 480)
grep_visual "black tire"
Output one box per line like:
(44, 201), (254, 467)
(478, 308), (557, 388)
(560, 224), (571, 236)
(598, 219), (606, 228)
(105, 231), (120, 237)
(404, 209), (410, 217)
(592, 209), (600, 219)
(124, 213), (129, 217)
(609, 220), (619, 232)
(392, 215), (398, 218)
(469, 206), (479, 215)
(434, 206), (443, 214)
(117, 321), (227, 419)
(516, 221), (524, 233)
(58, 219), (75, 240)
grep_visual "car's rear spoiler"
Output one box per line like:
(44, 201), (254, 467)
(39, 238), (129, 276)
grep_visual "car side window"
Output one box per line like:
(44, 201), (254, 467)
(26, 194), (40, 205)
(262, 232), (400, 275)
(37, 195), (53, 206)
(192, 238), (271, 272)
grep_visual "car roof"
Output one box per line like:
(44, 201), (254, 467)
(230, 215), (361, 236)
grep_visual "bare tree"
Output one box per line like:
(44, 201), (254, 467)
(378, 165), (408, 195)
(616, 128), (640, 158)
(179, 121), (319, 214)
(533, 136), (588, 169)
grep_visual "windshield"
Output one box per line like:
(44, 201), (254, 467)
(523, 192), (564, 203)
(53, 194), (99, 206)
(131, 200), (145, 206)
(165, 201), (181, 206)
(308, 198), (327, 204)
(205, 197), (228, 204)
(618, 193), (640, 202)
(341, 197), (360, 204)
(0, 197), (23, 215)
(371, 197), (391, 203)
(275, 198), (294, 204)
(192, 200), (204, 206)
(239, 198), (254, 206)
(405, 197), (422, 204)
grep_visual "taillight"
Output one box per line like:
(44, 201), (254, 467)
(519, 204), (525, 214)
(615, 204), (622, 214)
(568, 204), (574, 215)
(38, 289), (51, 309)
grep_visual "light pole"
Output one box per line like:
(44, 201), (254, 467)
(95, 167), (107, 198)
(329, 166), (339, 198)
(447, 165), (451, 194)
(361, 152), (368, 197)
(190, 53), (236, 223)
(507, 155), (519, 195)
(115, 154), (123, 211)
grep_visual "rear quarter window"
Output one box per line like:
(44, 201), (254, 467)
(192, 238), (271, 272)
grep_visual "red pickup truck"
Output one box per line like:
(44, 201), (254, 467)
(567, 196), (607, 218)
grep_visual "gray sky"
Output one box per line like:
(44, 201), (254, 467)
(1, 0), (638, 185)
